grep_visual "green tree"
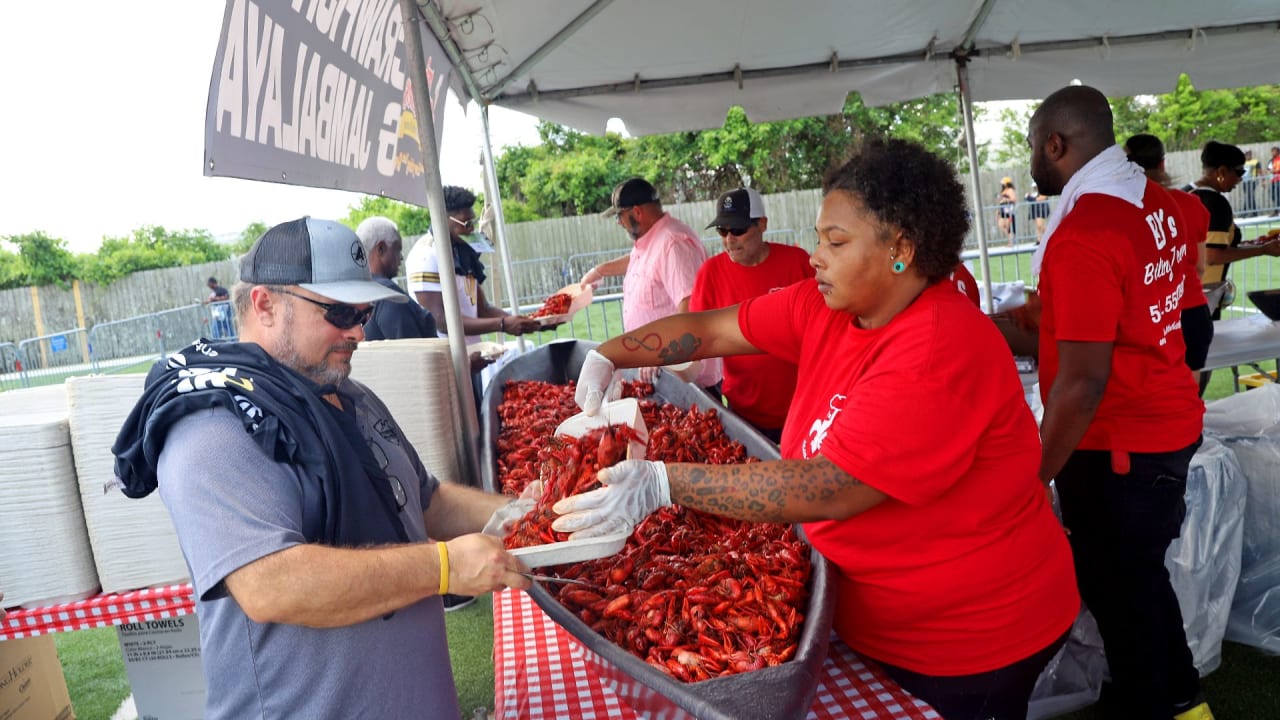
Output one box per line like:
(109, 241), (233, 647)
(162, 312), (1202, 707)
(231, 221), (269, 255)
(1233, 85), (1280, 143)
(80, 226), (230, 285)
(1108, 96), (1155, 145)
(343, 196), (433, 235)
(990, 105), (1037, 165)
(0, 243), (27, 290)
(991, 80), (1280, 165)
(1146, 75), (1242, 150)
(2, 231), (79, 288)
(494, 91), (971, 219)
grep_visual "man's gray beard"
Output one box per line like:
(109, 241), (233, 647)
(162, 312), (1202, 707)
(274, 301), (352, 386)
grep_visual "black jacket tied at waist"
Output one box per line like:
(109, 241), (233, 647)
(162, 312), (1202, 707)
(112, 339), (408, 547)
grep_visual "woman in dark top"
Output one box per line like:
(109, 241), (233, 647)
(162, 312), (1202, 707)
(1189, 141), (1280, 319)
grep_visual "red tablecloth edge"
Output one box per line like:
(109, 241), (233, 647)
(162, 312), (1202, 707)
(492, 588), (941, 720)
(1, 583), (195, 640)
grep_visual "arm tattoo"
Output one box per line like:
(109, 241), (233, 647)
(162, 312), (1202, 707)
(657, 333), (701, 364)
(670, 458), (863, 523)
(618, 332), (703, 364)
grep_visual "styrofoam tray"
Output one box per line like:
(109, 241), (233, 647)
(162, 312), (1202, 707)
(555, 397), (643, 437)
(536, 283), (593, 326)
(467, 341), (508, 361)
(510, 531), (628, 568)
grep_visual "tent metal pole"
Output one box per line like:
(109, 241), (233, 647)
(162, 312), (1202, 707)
(417, 0), (488, 104)
(400, 0), (482, 486)
(480, 103), (526, 352)
(955, 57), (996, 314)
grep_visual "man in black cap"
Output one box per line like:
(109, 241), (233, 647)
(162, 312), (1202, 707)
(579, 177), (714, 384)
(112, 217), (533, 720)
(689, 188), (813, 441)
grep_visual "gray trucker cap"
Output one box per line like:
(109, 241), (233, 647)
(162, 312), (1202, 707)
(239, 217), (407, 304)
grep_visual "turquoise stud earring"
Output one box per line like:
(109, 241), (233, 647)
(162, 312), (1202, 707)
(892, 260), (906, 273)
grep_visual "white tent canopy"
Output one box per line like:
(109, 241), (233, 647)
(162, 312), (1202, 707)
(425, 0), (1280, 135)
(407, 0), (1278, 317)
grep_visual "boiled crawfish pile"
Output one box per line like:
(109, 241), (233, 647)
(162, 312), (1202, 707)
(503, 422), (644, 548)
(530, 292), (574, 318)
(495, 379), (812, 682)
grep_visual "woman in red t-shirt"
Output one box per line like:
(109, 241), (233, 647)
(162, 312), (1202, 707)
(555, 138), (1079, 720)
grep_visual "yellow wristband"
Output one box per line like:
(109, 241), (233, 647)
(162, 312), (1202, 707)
(436, 541), (450, 595)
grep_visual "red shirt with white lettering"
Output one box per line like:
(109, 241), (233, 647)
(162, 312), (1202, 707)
(946, 263), (981, 306)
(740, 280), (1079, 675)
(1037, 183), (1204, 452)
(1170, 188), (1209, 309)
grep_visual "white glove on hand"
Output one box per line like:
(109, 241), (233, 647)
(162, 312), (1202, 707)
(551, 460), (671, 539)
(482, 498), (537, 537)
(576, 349), (622, 416)
(481, 480), (543, 538)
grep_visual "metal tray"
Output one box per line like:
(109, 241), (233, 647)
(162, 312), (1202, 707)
(481, 339), (835, 720)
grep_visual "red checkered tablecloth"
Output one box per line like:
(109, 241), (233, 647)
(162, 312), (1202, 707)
(493, 588), (939, 720)
(0, 584), (195, 641)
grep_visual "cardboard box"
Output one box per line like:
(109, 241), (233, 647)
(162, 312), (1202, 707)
(0, 635), (74, 720)
(117, 617), (205, 720)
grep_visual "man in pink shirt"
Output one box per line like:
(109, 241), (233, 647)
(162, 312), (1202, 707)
(580, 178), (717, 387)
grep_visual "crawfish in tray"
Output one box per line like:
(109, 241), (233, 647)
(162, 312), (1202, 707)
(552, 508), (811, 682)
(504, 423), (642, 548)
(530, 292), (573, 318)
(494, 380), (813, 682)
(495, 379), (654, 496)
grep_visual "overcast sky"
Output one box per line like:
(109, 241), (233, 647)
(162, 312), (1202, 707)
(0, 1), (540, 254)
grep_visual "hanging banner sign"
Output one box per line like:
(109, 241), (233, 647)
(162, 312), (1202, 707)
(204, 0), (453, 206)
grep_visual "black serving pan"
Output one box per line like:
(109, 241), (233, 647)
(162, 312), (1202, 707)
(481, 339), (835, 720)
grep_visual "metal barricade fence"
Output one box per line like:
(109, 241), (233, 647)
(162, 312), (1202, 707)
(507, 258), (570, 308)
(205, 300), (237, 341)
(566, 250), (627, 297)
(0, 342), (21, 392)
(155, 303), (222, 353)
(88, 313), (166, 375)
(15, 328), (92, 388)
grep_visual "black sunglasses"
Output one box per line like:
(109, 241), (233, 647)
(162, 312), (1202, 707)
(275, 289), (374, 329)
(716, 220), (757, 237)
(1230, 166), (1246, 177)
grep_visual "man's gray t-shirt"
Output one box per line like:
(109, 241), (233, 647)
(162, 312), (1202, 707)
(157, 380), (458, 719)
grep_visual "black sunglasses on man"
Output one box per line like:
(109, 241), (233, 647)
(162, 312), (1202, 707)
(275, 288), (374, 329)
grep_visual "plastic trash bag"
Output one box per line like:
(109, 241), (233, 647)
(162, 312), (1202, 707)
(1205, 385), (1280, 654)
(1168, 435), (1247, 673)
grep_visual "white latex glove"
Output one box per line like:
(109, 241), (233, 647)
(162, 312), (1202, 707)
(551, 460), (671, 539)
(481, 480), (543, 537)
(482, 498), (537, 537)
(575, 349), (622, 416)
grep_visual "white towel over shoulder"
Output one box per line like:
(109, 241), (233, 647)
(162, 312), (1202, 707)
(1031, 145), (1148, 276)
